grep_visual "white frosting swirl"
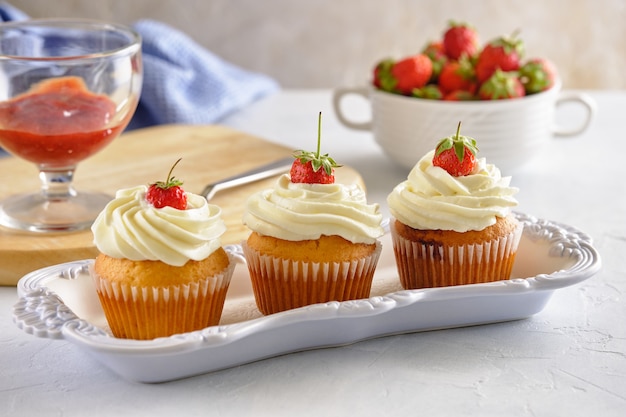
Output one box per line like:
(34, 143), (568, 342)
(387, 150), (518, 232)
(243, 174), (384, 244)
(91, 185), (226, 266)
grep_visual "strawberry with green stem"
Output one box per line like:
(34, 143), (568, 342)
(478, 69), (525, 100)
(438, 56), (477, 94)
(372, 58), (396, 92)
(432, 122), (479, 176)
(443, 21), (479, 60)
(519, 58), (557, 94)
(146, 158), (188, 209)
(291, 112), (341, 184)
(422, 41), (448, 83)
(475, 31), (525, 83)
(390, 54), (433, 95)
(412, 84), (443, 100)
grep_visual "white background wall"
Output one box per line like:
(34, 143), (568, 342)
(15, 0), (626, 89)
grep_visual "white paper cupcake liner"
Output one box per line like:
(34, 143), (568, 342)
(242, 241), (382, 315)
(92, 255), (236, 340)
(390, 221), (523, 289)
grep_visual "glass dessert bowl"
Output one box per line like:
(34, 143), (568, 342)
(0, 19), (142, 232)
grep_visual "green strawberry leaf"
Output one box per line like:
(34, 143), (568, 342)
(435, 122), (479, 162)
(152, 158), (184, 189)
(293, 113), (341, 175)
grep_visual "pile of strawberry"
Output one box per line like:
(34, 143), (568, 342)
(373, 21), (557, 101)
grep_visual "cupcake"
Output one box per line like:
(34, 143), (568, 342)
(387, 123), (522, 289)
(91, 160), (235, 340)
(242, 113), (384, 315)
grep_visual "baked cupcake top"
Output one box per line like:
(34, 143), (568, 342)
(244, 174), (383, 244)
(387, 128), (518, 232)
(92, 184), (226, 267)
(244, 113), (384, 244)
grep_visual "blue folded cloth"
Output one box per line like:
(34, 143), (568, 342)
(0, 2), (26, 21)
(0, 2), (279, 136)
(128, 19), (279, 130)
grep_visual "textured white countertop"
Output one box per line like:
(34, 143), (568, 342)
(1, 89), (624, 416)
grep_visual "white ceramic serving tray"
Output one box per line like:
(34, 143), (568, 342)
(13, 213), (601, 383)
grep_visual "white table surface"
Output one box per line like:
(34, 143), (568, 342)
(1, 89), (624, 416)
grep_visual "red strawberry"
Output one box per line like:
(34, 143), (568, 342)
(422, 40), (446, 59)
(443, 90), (476, 101)
(438, 57), (477, 94)
(290, 158), (335, 184)
(519, 58), (557, 94)
(432, 123), (479, 176)
(422, 41), (448, 82)
(443, 21), (479, 60)
(475, 33), (525, 83)
(290, 112), (341, 184)
(390, 54), (433, 94)
(146, 158), (188, 209)
(478, 69), (525, 100)
(372, 58), (396, 92)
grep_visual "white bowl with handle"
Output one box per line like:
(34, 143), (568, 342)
(333, 80), (596, 174)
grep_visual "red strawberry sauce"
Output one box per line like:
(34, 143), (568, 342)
(0, 76), (127, 167)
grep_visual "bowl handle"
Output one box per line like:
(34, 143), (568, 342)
(553, 92), (597, 136)
(332, 87), (372, 131)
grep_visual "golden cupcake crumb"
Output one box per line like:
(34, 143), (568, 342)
(246, 232), (376, 263)
(94, 247), (230, 287)
(393, 214), (520, 246)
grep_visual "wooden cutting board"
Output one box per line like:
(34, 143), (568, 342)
(0, 124), (363, 285)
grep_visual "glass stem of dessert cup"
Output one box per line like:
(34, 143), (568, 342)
(0, 164), (111, 233)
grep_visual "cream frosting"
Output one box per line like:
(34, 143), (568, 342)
(91, 185), (226, 266)
(243, 174), (384, 244)
(387, 150), (518, 232)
